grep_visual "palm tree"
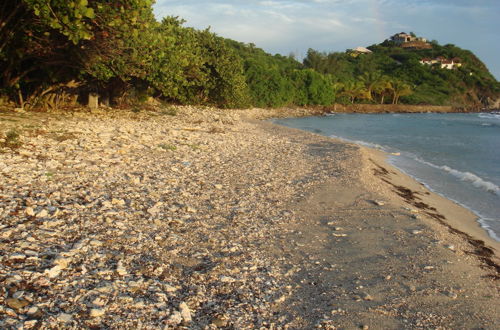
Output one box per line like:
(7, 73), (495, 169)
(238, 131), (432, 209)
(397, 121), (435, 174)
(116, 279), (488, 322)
(373, 77), (394, 104)
(391, 80), (412, 104)
(359, 71), (384, 101)
(340, 80), (369, 104)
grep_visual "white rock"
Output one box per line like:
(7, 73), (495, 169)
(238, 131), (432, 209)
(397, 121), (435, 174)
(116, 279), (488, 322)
(111, 198), (125, 206)
(57, 313), (73, 323)
(89, 240), (103, 247)
(92, 297), (106, 307)
(90, 308), (105, 317)
(220, 276), (236, 283)
(25, 207), (35, 216)
(24, 320), (38, 329)
(186, 206), (197, 213)
(179, 302), (192, 323)
(9, 253), (26, 261)
(46, 265), (63, 278)
(116, 261), (127, 276)
(36, 209), (48, 218)
(27, 307), (39, 315)
(165, 284), (177, 292)
(167, 311), (183, 325)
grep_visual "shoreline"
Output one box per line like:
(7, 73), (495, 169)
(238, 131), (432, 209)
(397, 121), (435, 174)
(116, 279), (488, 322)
(0, 106), (498, 328)
(269, 111), (500, 249)
(360, 147), (500, 269)
(298, 103), (498, 114)
(258, 115), (499, 266)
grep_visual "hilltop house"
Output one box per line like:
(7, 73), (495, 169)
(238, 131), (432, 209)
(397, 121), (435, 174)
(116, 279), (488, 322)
(420, 57), (462, 69)
(401, 41), (432, 50)
(390, 32), (427, 45)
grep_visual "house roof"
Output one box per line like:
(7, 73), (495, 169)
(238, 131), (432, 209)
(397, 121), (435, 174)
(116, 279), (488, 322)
(353, 47), (372, 53)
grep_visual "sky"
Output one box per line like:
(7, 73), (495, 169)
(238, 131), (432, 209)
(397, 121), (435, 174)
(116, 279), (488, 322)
(153, 0), (500, 80)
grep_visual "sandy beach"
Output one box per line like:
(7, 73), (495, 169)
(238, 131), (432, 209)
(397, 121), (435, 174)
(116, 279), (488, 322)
(0, 105), (498, 328)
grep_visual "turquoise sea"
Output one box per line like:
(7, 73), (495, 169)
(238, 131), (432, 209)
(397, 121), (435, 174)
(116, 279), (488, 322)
(273, 112), (500, 242)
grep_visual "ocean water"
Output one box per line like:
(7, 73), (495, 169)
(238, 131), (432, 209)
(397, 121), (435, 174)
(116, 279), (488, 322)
(273, 112), (500, 242)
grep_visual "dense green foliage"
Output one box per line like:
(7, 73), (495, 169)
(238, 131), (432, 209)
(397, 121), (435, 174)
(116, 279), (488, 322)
(0, 1), (249, 109)
(225, 40), (337, 107)
(1, 2), (498, 110)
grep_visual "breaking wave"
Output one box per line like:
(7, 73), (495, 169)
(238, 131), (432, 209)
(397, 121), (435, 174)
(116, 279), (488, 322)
(414, 158), (500, 196)
(478, 112), (500, 120)
(329, 134), (388, 152)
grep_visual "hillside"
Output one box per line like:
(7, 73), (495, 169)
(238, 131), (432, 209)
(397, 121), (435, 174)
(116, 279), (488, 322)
(302, 35), (500, 109)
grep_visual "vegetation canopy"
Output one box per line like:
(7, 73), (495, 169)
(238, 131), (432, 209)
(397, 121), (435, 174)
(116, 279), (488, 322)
(0, 3), (498, 110)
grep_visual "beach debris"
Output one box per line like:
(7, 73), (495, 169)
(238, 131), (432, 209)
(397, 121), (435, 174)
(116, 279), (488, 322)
(372, 200), (386, 206)
(6, 298), (29, 310)
(57, 313), (73, 323)
(362, 293), (374, 301)
(90, 308), (106, 318)
(179, 302), (192, 323)
(447, 292), (458, 299)
(332, 233), (348, 237)
(445, 244), (456, 251)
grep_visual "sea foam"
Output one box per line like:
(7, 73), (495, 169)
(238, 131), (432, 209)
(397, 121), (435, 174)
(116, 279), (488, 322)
(414, 158), (500, 196)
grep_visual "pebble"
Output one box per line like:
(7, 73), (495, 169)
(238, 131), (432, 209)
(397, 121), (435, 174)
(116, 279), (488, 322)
(90, 308), (105, 318)
(25, 207), (35, 216)
(179, 302), (192, 323)
(220, 276), (236, 283)
(362, 293), (374, 301)
(46, 265), (63, 278)
(57, 313), (73, 323)
(27, 306), (40, 315)
(36, 209), (48, 218)
(446, 244), (456, 251)
(6, 298), (29, 310)
(116, 261), (128, 276)
(9, 253), (27, 261)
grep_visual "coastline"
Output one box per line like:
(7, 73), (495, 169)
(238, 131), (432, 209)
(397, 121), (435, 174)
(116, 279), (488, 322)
(360, 147), (500, 265)
(0, 106), (498, 328)
(298, 103), (496, 114)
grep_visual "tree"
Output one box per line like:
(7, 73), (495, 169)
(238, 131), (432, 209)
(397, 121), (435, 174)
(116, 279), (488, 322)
(359, 71), (384, 101)
(391, 80), (412, 104)
(0, 0), (157, 106)
(340, 80), (368, 104)
(373, 78), (394, 104)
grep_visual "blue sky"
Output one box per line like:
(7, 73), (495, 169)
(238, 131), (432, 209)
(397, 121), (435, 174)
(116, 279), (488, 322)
(153, 0), (500, 80)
